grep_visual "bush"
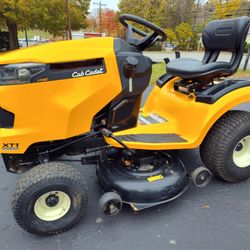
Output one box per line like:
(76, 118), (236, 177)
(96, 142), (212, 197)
(175, 23), (193, 51)
(244, 42), (250, 53)
(145, 41), (162, 51)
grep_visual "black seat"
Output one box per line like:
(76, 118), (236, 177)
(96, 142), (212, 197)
(167, 16), (250, 83)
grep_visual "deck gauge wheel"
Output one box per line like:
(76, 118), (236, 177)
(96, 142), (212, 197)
(191, 167), (211, 187)
(99, 192), (123, 216)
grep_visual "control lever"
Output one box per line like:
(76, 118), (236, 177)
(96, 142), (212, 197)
(164, 58), (170, 64)
(175, 51), (181, 58)
(101, 128), (135, 155)
(123, 56), (139, 93)
(164, 57), (170, 73)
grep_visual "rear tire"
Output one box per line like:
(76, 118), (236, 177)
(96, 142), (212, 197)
(12, 162), (88, 236)
(200, 111), (250, 183)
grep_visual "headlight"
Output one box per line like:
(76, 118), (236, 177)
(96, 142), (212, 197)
(0, 63), (46, 85)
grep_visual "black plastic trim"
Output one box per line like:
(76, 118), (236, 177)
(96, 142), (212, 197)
(2, 133), (106, 173)
(49, 58), (104, 71)
(31, 58), (106, 83)
(106, 38), (152, 132)
(0, 107), (14, 128)
(195, 79), (250, 104)
(156, 73), (175, 88)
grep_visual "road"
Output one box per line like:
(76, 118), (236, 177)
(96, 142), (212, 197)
(2, 149), (250, 250)
(144, 51), (250, 69)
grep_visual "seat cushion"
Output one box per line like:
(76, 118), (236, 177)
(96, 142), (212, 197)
(167, 58), (231, 79)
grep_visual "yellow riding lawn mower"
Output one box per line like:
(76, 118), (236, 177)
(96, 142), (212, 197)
(0, 14), (250, 235)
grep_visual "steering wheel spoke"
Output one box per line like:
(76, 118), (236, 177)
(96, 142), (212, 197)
(119, 14), (167, 51)
(126, 24), (140, 45)
(136, 32), (159, 50)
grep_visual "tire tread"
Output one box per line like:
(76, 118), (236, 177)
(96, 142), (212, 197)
(200, 110), (250, 182)
(12, 162), (88, 236)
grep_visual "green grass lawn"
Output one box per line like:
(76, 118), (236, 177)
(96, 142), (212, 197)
(151, 63), (250, 84)
(151, 63), (166, 84)
(18, 30), (53, 40)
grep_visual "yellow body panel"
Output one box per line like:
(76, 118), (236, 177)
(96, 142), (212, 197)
(0, 37), (122, 153)
(105, 78), (250, 150)
(1, 37), (250, 153)
(0, 37), (115, 64)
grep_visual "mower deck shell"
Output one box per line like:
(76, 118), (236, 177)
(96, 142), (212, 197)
(97, 152), (188, 204)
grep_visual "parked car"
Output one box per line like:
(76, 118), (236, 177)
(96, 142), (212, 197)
(165, 42), (175, 50)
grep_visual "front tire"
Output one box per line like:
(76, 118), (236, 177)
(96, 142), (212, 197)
(200, 111), (250, 183)
(12, 162), (88, 236)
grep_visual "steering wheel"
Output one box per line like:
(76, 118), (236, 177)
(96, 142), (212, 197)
(119, 14), (167, 51)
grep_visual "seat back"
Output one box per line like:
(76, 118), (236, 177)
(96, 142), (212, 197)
(202, 16), (250, 73)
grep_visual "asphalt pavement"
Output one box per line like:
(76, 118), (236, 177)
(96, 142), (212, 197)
(2, 149), (250, 250)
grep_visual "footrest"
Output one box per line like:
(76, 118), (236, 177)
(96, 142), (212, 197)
(116, 133), (187, 143)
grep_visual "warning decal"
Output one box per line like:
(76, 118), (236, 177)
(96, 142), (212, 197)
(147, 175), (164, 182)
(138, 113), (167, 125)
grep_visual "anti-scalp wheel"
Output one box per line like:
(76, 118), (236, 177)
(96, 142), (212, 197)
(191, 167), (211, 187)
(99, 192), (122, 216)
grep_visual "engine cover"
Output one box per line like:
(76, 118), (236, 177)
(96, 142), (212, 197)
(97, 149), (188, 204)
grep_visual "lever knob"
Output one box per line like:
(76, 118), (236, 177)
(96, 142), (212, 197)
(123, 56), (139, 78)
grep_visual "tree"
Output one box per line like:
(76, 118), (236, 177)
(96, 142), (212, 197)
(118, 0), (196, 29)
(175, 22), (193, 50)
(87, 8), (118, 36)
(207, 0), (250, 19)
(118, 0), (146, 18)
(31, 0), (90, 38)
(0, 0), (90, 50)
(141, 0), (165, 26)
(165, 28), (177, 44)
(118, 0), (165, 26)
(118, 0), (167, 40)
(87, 15), (98, 33)
(189, 31), (199, 50)
(160, 0), (195, 29)
(101, 9), (118, 36)
(213, 0), (242, 19)
(0, 0), (32, 50)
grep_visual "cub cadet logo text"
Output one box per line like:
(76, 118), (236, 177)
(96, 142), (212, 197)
(2, 143), (19, 150)
(72, 68), (104, 78)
